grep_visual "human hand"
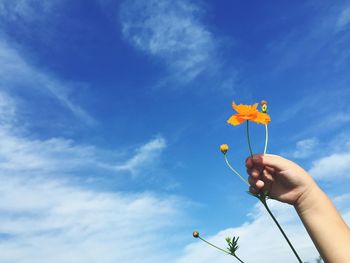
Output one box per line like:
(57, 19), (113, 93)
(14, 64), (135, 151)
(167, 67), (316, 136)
(246, 154), (317, 205)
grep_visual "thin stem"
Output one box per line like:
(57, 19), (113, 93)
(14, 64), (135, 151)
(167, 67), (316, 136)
(224, 155), (250, 187)
(246, 120), (253, 157)
(199, 237), (245, 263)
(234, 254), (245, 263)
(263, 124), (269, 154)
(198, 237), (230, 255)
(259, 198), (302, 263)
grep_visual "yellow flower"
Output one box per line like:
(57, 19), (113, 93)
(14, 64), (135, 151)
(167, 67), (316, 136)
(220, 144), (229, 154)
(227, 102), (270, 126)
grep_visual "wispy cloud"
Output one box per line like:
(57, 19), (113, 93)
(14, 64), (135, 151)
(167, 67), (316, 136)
(0, 0), (62, 22)
(283, 138), (319, 159)
(120, 0), (217, 85)
(309, 152), (350, 180)
(336, 5), (350, 31)
(0, 130), (99, 175)
(0, 95), (109, 181)
(275, 88), (350, 141)
(0, 41), (95, 125)
(0, 93), (167, 180)
(0, 91), (17, 127)
(115, 136), (167, 176)
(0, 1), (94, 126)
(0, 92), (187, 262)
(263, 1), (350, 78)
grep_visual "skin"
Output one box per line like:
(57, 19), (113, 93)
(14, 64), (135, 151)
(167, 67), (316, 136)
(246, 154), (350, 263)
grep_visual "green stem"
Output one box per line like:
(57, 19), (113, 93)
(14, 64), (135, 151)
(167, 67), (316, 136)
(259, 198), (302, 263)
(224, 155), (250, 187)
(246, 120), (253, 157)
(199, 237), (245, 263)
(198, 237), (231, 255)
(234, 254), (245, 263)
(263, 124), (268, 154)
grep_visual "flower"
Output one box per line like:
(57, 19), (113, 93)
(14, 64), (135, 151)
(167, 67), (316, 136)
(227, 102), (270, 126)
(261, 100), (268, 113)
(220, 144), (229, 154)
(193, 231), (199, 238)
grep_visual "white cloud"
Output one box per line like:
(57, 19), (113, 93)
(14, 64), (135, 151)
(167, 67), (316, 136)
(0, 93), (186, 262)
(0, 95), (99, 175)
(0, 1), (95, 126)
(120, 0), (216, 84)
(115, 136), (167, 176)
(177, 197), (350, 263)
(308, 152), (350, 180)
(287, 138), (319, 159)
(0, 91), (167, 180)
(0, 41), (95, 125)
(0, 175), (186, 263)
(0, 91), (17, 127)
(0, 0), (61, 22)
(0, 129), (169, 180)
(0, 130), (100, 175)
(176, 200), (326, 263)
(336, 5), (350, 31)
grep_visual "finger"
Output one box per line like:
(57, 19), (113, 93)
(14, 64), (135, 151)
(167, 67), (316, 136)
(265, 166), (276, 174)
(245, 157), (253, 169)
(261, 169), (273, 191)
(246, 156), (264, 171)
(262, 168), (273, 182)
(246, 168), (261, 178)
(248, 176), (264, 189)
(255, 179), (264, 189)
(252, 154), (290, 171)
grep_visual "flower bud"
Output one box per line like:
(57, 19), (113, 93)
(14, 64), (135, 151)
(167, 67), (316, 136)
(220, 144), (229, 154)
(193, 231), (200, 238)
(261, 100), (268, 113)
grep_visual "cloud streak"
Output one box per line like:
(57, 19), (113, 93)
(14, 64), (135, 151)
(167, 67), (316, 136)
(0, 0), (63, 22)
(283, 138), (319, 159)
(0, 41), (95, 125)
(120, 0), (216, 84)
(336, 5), (350, 31)
(115, 136), (167, 176)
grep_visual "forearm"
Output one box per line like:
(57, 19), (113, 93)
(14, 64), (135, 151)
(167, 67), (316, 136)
(294, 184), (350, 263)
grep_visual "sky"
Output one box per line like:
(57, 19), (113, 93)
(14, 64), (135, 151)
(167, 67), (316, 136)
(0, 0), (350, 262)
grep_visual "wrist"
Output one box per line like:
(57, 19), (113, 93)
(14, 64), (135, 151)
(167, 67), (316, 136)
(293, 181), (320, 215)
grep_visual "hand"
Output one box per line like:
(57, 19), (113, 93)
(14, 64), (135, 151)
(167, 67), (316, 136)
(246, 154), (317, 205)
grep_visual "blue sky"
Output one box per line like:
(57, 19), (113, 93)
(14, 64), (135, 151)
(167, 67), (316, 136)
(0, 0), (350, 262)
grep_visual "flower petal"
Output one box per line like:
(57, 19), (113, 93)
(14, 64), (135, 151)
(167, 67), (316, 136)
(232, 102), (241, 113)
(227, 115), (245, 126)
(252, 112), (271, 124)
(232, 102), (259, 115)
(251, 103), (258, 110)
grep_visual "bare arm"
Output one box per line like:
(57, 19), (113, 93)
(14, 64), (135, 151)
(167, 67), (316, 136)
(295, 184), (350, 263)
(246, 154), (350, 263)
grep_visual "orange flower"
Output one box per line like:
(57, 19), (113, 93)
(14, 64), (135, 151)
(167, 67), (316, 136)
(227, 102), (270, 126)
